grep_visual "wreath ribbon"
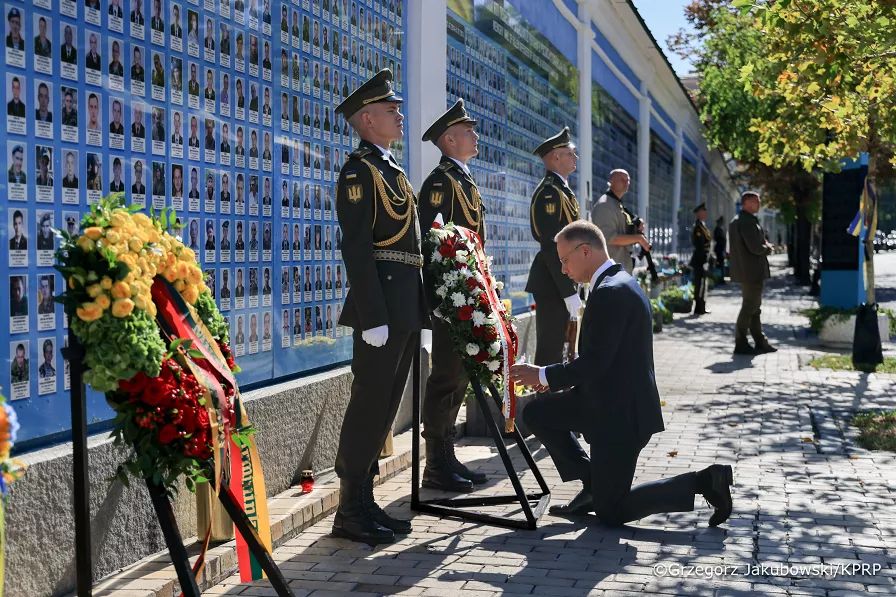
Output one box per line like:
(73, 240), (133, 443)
(152, 279), (273, 584)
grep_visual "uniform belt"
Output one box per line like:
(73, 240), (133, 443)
(372, 249), (424, 268)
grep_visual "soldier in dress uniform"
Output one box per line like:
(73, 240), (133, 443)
(690, 202), (712, 315)
(525, 127), (582, 366)
(333, 68), (427, 545)
(417, 99), (489, 493)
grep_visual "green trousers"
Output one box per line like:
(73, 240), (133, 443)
(736, 280), (766, 344)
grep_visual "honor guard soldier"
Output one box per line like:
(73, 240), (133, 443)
(690, 202), (712, 315)
(526, 127), (582, 366)
(418, 99), (489, 493)
(333, 69), (427, 545)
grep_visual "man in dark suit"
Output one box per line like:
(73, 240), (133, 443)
(417, 99), (489, 493)
(729, 191), (775, 355)
(525, 127), (582, 366)
(511, 221), (734, 528)
(131, 160), (145, 194)
(332, 69), (426, 545)
(690, 203), (712, 315)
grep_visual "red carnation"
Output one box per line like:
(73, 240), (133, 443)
(158, 424), (180, 445)
(475, 350), (489, 363)
(471, 325), (484, 338)
(485, 326), (498, 341)
(457, 305), (474, 321)
(465, 278), (481, 291)
(478, 294), (490, 306)
(438, 243), (456, 258)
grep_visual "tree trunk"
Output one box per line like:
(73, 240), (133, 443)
(794, 199), (811, 285)
(864, 156), (876, 304)
(786, 223), (795, 267)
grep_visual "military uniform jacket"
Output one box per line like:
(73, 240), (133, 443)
(336, 139), (427, 332)
(418, 155), (486, 311)
(728, 211), (770, 283)
(690, 219), (712, 267)
(525, 171), (578, 298)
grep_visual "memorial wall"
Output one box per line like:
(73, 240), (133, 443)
(1, 0), (407, 445)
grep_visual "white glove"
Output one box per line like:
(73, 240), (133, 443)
(361, 325), (389, 347)
(420, 328), (433, 353)
(563, 293), (582, 319)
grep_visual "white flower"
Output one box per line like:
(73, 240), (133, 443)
(488, 341), (501, 356)
(467, 296), (477, 306)
(431, 227), (449, 240)
(451, 292), (467, 307)
(458, 267), (471, 278)
(495, 280), (505, 291)
(486, 360), (501, 372)
(466, 343), (480, 356)
(472, 311), (487, 326)
(435, 284), (449, 298)
(431, 249), (443, 262)
(455, 250), (468, 260)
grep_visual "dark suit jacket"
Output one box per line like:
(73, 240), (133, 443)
(545, 264), (665, 445)
(728, 211), (770, 283)
(525, 171), (578, 299)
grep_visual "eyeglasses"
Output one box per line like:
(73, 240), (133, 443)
(558, 242), (590, 266)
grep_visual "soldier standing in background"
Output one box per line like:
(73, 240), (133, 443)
(713, 216), (727, 283)
(525, 127), (582, 366)
(418, 99), (489, 493)
(333, 69), (427, 545)
(690, 203), (712, 315)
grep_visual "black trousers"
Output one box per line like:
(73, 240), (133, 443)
(422, 317), (468, 441)
(533, 291), (567, 366)
(523, 392), (696, 525)
(693, 262), (707, 304)
(335, 329), (418, 481)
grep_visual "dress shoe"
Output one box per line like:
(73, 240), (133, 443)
(444, 438), (488, 485)
(697, 465), (733, 527)
(754, 342), (777, 354)
(733, 341), (755, 355)
(548, 487), (593, 515)
(362, 476), (412, 535)
(332, 480), (395, 545)
(423, 441), (474, 492)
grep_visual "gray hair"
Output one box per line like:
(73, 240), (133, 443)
(554, 220), (607, 253)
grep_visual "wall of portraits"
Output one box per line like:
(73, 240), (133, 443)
(446, 1), (578, 310)
(1, 0), (406, 445)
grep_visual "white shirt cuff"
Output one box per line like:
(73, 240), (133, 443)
(538, 366), (547, 387)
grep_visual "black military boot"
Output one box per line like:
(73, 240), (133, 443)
(332, 479), (395, 545)
(733, 338), (754, 355)
(362, 475), (412, 535)
(444, 437), (487, 485)
(423, 440), (474, 492)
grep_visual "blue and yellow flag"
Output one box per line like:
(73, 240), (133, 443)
(847, 177), (878, 238)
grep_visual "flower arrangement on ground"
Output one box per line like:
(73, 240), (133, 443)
(424, 221), (519, 429)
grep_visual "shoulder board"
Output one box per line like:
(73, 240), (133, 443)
(349, 147), (373, 160)
(437, 161), (453, 172)
(550, 184), (568, 198)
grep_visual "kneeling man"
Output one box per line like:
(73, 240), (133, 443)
(511, 221), (733, 527)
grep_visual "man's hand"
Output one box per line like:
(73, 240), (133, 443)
(510, 362), (542, 388)
(361, 324), (389, 347)
(639, 235), (652, 252)
(563, 293), (582, 319)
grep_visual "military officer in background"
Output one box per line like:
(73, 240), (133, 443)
(690, 203), (712, 315)
(417, 99), (489, 493)
(333, 69), (427, 545)
(526, 127), (582, 366)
